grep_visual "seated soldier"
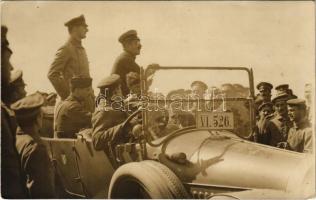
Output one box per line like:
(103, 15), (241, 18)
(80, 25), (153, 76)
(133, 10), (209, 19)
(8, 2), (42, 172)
(92, 74), (139, 151)
(54, 77), (92, 138)
(148, 106), (179, 140)
(11, 93), (55, 198)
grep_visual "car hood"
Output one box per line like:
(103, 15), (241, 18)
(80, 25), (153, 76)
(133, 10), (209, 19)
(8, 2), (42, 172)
(151, 129), (314, 196)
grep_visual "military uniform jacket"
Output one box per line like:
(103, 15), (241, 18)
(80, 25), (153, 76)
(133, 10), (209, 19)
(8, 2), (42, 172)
(54, 95), (92, 138)
(287, 121), (313, 153)
(111, 51), (140, 97)
(1, 102), (28, 198)
(16, 128), (55, 198)
(263, 114), (292, 146)
(48, 38), (90, 100)
(92, 105), (128, 151)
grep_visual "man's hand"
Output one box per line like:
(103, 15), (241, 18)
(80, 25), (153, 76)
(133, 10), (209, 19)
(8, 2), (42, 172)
(277, 142), (288, 149)
(146, 63), (159, 77)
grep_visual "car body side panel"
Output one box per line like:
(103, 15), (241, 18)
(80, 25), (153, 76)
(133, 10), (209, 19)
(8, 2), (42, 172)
(162, 130), (309, 192)
(74, 136), (115, 198)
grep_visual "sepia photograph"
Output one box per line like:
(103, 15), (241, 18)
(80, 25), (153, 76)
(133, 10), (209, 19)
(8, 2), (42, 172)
(1, 1), (315, 199)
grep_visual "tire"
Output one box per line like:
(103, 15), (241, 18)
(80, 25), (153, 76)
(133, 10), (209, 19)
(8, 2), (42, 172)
(108, 161), (190, 199)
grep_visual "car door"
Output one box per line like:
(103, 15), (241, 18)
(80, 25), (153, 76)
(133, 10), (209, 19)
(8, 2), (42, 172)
(74, 129), (115, 198)
(43, 137), (85, 198)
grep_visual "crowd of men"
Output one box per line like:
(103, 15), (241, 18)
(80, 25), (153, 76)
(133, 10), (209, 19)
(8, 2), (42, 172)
(1, 14), (314, 198)
(253, 82), (313, 153)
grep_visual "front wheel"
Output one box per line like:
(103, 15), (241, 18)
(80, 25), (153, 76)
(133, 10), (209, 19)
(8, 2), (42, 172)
(108, 160), (190, 199)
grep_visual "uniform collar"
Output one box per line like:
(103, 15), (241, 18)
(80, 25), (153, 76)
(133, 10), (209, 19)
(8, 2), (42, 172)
(123, 50), (136, 60)
(68, 37), (83, 48)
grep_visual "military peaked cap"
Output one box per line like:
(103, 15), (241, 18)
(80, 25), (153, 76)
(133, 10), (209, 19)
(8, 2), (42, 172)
(272, 93), (290, 104)
(256, 82), (273, 91)
(65, 15), (88, 28)
(97, 74), (121, 88)
(71, 77), (92, 88)
(287, 98), (306, 108)
(118, 30), (139, 44)
(11, 93), (44, 120)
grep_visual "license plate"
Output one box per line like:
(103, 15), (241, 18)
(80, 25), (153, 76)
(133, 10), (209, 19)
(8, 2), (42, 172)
(196, 112), (234, 130)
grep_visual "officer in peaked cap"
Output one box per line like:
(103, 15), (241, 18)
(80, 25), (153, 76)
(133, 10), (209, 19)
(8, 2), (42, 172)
(12, 93), (55, 198)
(8, 69), (27, 105)
(256, 82), (273, 102)
(54, 76), (92, 139)
(262, 92), (292, 147)
(48, 14), (95, 112)
(281, 99), (313, 153)
(111, 30), (142, 97)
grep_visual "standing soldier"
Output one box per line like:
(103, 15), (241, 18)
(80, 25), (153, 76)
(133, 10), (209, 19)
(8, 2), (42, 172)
(263, 92), (292, 146)
(54, 77), (92, 138)
(284, 99), (313, 153)
(111, 30), (141, 97)
(11, 93), (56, 198)
(1, 25), (28, 198)
(48, 15), (94, 112)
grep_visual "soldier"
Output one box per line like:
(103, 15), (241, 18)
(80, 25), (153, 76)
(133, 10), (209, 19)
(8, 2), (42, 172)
(7, 69), (27, 104)
(92, 74), (139, 151)
(256, 82), (273, 102)
(254, 102), (274, 143)
(11, 93), (56, 198)
(54, 77), (92, 138)
(1, 25), (28, 198)
(48, 15), (94, 112)
(190, 81), (209, 111)
(263, 92), (292, 146)
(111, 30), (141, 97)
(148, 107), (178, 140)
(279, 99), (313, 153)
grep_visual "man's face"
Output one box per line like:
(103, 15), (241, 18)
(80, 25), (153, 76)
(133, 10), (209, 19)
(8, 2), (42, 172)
(274, 101), (288, 116)
(74, 25), (88, 39)
(259, 88), (271, 98)
(288, 106), (305, 122)
(126, 40), (142, 56)
(76, 87), (90, 100)
(259, 106), (273, 118)
(192, 85), (205, 99)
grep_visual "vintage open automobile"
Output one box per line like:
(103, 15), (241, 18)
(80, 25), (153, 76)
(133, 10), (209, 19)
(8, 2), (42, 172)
(42, 66), (315, 199)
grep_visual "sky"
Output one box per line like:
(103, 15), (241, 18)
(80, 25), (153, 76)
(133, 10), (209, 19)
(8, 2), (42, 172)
(1, 1), (315, 99)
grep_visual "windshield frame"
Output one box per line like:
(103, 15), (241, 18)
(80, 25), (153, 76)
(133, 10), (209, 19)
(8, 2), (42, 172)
(140, 66), (256, 147)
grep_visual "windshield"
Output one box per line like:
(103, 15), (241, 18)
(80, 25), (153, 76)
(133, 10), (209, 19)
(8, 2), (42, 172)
(143, 67), (254, 141)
